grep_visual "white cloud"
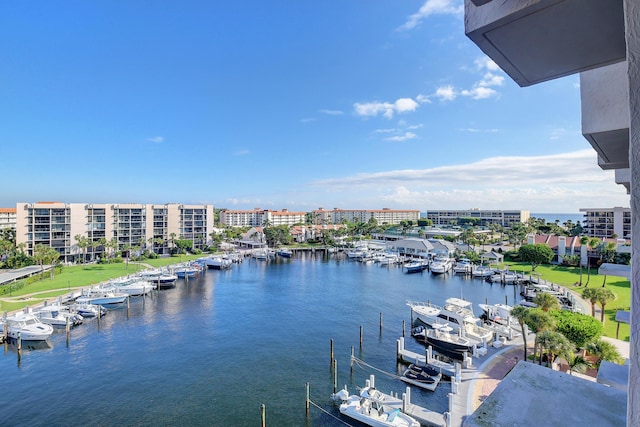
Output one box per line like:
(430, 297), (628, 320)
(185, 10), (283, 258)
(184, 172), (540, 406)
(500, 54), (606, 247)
(435, 85), (457, 101)
(308, 150), (630, 212)
(319, 109), (344, 115)
(233, 149), (250, 156)
(460, 86), (497, 100)
(384, 132), (417, 142)
(475, 57), (500, 72)
(147, 136), (164, 143)
(300, 118), (316, 123)
(477, 72), (504, 87)
(397, 0), (463, 31)
(354, 97), (420, 118)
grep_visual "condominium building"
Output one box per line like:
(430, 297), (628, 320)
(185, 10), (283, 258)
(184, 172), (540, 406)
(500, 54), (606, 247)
(310, 208), (420, 225)
(0, 208), (17, 230)
(15, 202), (214, 263)
(580, 207), (631, 239)
(219, 208), (306, 227)
(425, 209), (530, 228)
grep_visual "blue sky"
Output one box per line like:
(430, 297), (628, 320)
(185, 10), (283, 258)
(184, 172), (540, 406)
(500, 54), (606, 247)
(1, 1), (630, 213)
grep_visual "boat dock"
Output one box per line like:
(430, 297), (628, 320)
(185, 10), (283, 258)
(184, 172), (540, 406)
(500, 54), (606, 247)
(396, 336), (462, 378)
(362, 375), (447, 427)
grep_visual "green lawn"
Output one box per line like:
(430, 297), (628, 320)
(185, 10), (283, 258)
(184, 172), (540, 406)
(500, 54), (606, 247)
(0, 255), (204, 313)
(504, 261), (631, 341)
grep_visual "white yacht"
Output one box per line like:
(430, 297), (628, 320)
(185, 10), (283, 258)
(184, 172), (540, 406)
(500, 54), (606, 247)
(1, 312), (54, 341)
(429, 256), (453, 274)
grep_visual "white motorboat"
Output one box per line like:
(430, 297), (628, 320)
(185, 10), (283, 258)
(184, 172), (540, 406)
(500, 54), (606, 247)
(275, 248), (292, 258)
(478, 303), (514, 326)
(205, 256), (233, 269)
(407, 298), (494, 343)
(70, 302), (107, 318)
(140, 269), (178, 288)
(1, 312), (54, 341)
(174, 265), (201, 278)
(404, 260), (427, 273)
(332, 382), (419, 427)
(33, 305), (83, 327)
(429, 256), (453, 274)
(472, 265), (494, 278)
(111, 279), (155, 296)
(75, 287), (129, 306)
(453, 258), (472, 274)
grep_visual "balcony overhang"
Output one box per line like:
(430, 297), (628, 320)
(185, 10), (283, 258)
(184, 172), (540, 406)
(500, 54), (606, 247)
(581, 61), (630, 170)
(464, 0), (626, 87)
(615, 168), (631, 194)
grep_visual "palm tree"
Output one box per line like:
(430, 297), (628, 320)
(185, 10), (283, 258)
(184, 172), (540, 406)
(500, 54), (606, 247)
(595, 288), (617, 325)
(564, 353), (592, 375)
(536, 330), (570, 367)
(510, 305), (530, 361)
(586, 339), (624, 368)
(579, 236), (600, 286)
(526, 310), (556, 364)
(74, 234), (89, 268)
(532, 292), (561, 312)
(582, 287), (599, 318)
(169, 232), (177, 254)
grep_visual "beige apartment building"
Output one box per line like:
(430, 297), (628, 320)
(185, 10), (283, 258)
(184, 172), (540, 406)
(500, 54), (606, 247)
(311, 208), (420, 225)
(0, 208), (17, 230)
(219, 208), (306, 227)
(580, 206), (632, 239)
(15, 202), (214, 263)
(425, 209), (530, 228)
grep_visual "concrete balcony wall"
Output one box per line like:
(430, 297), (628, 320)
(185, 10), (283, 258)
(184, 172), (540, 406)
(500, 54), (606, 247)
(465, 0), (626, 87)
(581, 61), (630, 170)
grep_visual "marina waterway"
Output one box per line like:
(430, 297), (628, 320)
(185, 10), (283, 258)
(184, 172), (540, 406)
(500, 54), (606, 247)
(1, 253), (521, 426)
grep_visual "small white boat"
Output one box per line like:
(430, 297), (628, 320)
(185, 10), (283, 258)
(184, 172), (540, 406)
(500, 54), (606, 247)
(76, 287), (129, 306)
(400, 364), (442, 391)
(33, 305), (83, 327)
(174, 265), (201, 278)
(205, 256), (233, 269)
(453, 258), (472, 274)
(70, 302), (107, 318)
(111, 279), (155, 296)
(404, 260), (427, 273)
(1, 312), (54, 341)
(332, 385), (419, 427)
(276, 248), (292, 258)
(472, 265), (494, 278)
(429, 256), (453, 274)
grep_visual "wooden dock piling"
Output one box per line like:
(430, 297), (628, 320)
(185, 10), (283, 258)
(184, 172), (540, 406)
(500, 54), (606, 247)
(305, 382), (310, 417)
(330, 339), (334, 365)
(260, 403), (266, 427)
(359, 325), (363, 348)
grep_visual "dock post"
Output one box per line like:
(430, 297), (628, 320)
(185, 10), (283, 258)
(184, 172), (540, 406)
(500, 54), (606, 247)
(402, 320), (405, 338)
(448, 392), (454, 414)
(66, 316), (70, 345)
(330, 339), (334, 365)
(379, 312), (383, 333)
(427, 345), (433, 361)
(333, 359), (338, 394)
(350, 346), (354, 373)
(396, 338), (402, 363)
(260, 403), (266, 427)
(444, 412), (451, 427)
(97, 305), (101, 327)
(403, 386), (411, 413)
(359, 325), (363, 349)
(452, 379), (458, 394)
(485, 297), (488, 305)
(305, 382), (310, 417)
(127, 296), (130, 317)
(17, 331), (21, 360)
(505, 294), (508, 305)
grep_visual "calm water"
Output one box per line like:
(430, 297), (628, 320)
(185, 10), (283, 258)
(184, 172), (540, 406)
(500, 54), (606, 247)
(0, 253), (518, 426)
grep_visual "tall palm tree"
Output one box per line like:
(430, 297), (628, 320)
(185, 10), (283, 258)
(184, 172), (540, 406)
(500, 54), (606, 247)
(564, 353), (592, 375)
(595, 288), (617, 325)
(510, 305), (530, 361)
(582, 287), (599, 318)
(74, 234), (89, 268)
(586, 339), (624, 368)
(536, 330), (570, 367)
(532, 292), (561, 312)
(526, 310), (556, 364)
